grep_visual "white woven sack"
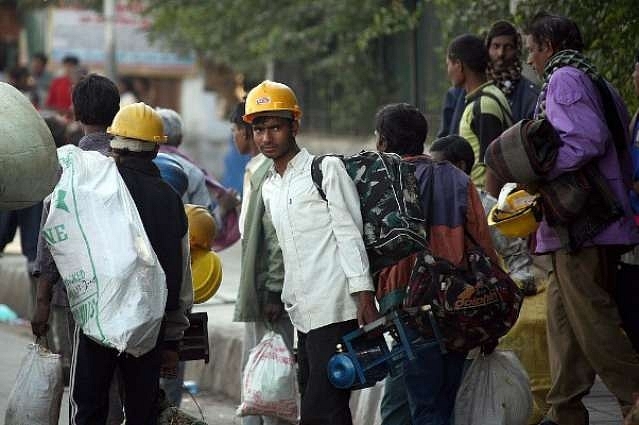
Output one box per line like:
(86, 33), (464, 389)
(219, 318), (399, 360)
(455, 350), (533, 425)
(4, 344), (63, 425)
(44, 145), (167, 356)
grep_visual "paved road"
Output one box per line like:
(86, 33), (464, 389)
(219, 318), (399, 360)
(0, 323), (239, 425)
(0, 241), (626, 424)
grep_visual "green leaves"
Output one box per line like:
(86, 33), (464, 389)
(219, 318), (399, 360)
(432, 0), (639, 113)
(145, 0), (426, 133)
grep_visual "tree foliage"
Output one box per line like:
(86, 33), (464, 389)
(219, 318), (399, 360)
(145, 0), (425, 133)
(431, 0), (639, 113)
(11, 0), (102, 11)
(516, 0), (639, 112)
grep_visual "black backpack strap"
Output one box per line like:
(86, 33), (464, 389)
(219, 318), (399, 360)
(469, 90), (513, 126)
(311, 155), (328, 201)
(595, 79), (629, 158)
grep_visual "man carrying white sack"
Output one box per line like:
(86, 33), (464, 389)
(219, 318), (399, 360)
(32, 102), (191, 425)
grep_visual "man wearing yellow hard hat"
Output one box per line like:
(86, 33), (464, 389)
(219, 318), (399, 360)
(231, 98), (292, 425)
(246, 80), (378, 424)
(69, 102), (191, 424)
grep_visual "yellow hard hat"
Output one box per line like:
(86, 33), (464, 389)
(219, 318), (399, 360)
(191, 248), (223, 304)
(185, 204), (217, 251)
(107, 102), (167, 143)
(488, 190), (541, 238)
(243, 80), (302, 123)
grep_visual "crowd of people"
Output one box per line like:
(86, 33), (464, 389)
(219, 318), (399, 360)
(0, 9), (635, 425)
(228, 12), (639, 425)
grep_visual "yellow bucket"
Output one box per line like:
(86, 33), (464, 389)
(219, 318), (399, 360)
(191, 248), (223, 304)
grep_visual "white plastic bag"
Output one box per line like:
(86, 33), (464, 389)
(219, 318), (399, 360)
(455, 350), (533, 425)
(237, 331), (299, 423)
(44, 145), (167, 356)
(4, 344), (64, 425)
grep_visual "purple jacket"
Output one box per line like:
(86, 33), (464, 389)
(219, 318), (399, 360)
(535, 66), (639, 253)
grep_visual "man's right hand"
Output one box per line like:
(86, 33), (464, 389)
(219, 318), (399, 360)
(31, 301), (50, 338)
(355, 291), (380, 327)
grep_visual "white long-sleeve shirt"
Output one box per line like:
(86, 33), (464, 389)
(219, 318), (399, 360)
(262, 148), (373, 333)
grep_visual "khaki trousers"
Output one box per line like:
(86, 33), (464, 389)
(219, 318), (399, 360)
(545, 246), (639, 425)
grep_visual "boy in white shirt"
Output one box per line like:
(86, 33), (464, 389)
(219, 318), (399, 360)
(244, 80), (378, 425)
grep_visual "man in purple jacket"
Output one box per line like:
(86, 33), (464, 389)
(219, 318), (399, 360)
(524, 12), (639, 425)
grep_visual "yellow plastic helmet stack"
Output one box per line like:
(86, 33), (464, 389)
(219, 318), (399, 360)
(184, 204), (223, 304)
(191, 249), (223, 305)
(185, 204), (217, 250)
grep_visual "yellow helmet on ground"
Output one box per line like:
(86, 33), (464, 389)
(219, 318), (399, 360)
(488, 190), (541, 238)
(185, 204), (217, 251)
(107, 102), (167, 143)
(191, 248), (223, 304)
(243, 80), (302, 123)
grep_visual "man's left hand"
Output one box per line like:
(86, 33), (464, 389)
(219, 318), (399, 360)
(481, 338), (499, 355)
(355, 291), (380, 327)
(263, 302), (284, 323)
(160, 349), (179, 379)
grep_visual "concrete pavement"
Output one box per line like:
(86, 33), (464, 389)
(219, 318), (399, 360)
(0, 237), (626, 424)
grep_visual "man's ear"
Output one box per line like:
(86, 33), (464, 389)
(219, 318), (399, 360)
(291, 120), (300, 136)
(377, 137), (388, 152)
(542, 39), (554, 56)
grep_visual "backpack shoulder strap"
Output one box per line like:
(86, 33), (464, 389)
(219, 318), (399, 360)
(311, 155), (327, 201)
(311, 154), (346, 202)
(469, 90), (513, 126)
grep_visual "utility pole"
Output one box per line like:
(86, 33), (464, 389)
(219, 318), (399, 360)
(104, 0), (117, 80)
(265, 59), (274, 81)
(510, 0), (519, 15)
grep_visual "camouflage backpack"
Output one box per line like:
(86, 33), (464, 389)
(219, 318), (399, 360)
(311, 151), (428, 273)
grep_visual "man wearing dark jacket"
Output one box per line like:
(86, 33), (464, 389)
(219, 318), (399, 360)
(33, 101), (191, 425)
(375, 103), (496, 425)
(485, 21), (539, 122)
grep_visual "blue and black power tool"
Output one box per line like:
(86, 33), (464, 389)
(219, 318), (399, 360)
(327, 305), (445, 390)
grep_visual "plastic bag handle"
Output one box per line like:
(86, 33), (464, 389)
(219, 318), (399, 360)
(35, 334), (49, 350)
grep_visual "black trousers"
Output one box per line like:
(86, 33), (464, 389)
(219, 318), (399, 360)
(69, 327), (161, 425)
(297, 319), (359, 425)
